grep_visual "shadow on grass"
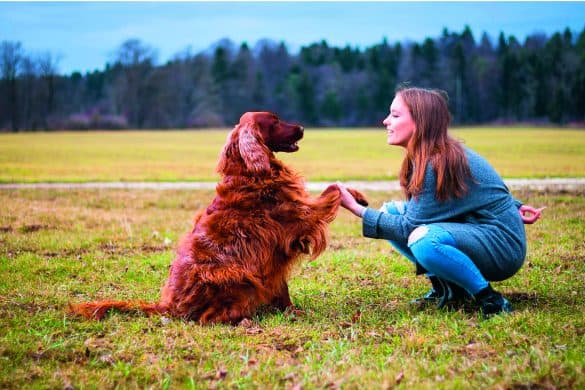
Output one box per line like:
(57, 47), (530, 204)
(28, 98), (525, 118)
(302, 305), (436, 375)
(506, 291), (539, 305)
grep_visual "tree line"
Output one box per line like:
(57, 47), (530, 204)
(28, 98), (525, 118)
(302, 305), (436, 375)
(1, 26), (584, 131)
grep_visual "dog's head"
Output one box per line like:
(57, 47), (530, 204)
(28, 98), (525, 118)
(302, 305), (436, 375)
(218, 112), (304, 175)
(238, 112), (304, 154)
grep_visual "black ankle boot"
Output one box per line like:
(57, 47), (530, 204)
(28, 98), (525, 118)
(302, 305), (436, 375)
(412, 276), (472, 309)
(445, 281), (473, 301)
(474, 284), (513, 318)
(411, 275), (445, 305)
(438, 280), (473, 309)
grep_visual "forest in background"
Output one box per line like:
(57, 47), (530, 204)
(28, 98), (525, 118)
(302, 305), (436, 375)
(1, 26), (584, 131)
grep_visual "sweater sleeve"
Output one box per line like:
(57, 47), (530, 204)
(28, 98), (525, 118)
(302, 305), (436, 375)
(360, 163), (443, 243)
(362, 207), (415, 242)
(504, 181), (523, 209)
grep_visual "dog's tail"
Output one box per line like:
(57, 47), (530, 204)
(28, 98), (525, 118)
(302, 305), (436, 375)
(68, 300), (169, 320)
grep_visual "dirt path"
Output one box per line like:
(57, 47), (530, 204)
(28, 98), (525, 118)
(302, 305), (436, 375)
(1, 178), (584, 192)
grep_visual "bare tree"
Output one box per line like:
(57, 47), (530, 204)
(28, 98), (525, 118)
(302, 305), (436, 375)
(113, 39), (157, 67)
(110, 39), (158, 127)
(19, 55), (38, 130)
(1, 41), (23, 131)
(37, 52), (61, 129)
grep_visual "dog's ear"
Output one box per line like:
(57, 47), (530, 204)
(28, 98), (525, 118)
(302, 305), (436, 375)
(216, 129), (236, 174)
(237, 122), (271, 174)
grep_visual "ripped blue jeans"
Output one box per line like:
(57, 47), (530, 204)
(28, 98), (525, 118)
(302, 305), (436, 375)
(380, 201), (489, 295)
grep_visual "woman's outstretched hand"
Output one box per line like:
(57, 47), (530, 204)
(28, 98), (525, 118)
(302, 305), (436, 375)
(336, 182), (366, 218)
(519, 205), (545, 224)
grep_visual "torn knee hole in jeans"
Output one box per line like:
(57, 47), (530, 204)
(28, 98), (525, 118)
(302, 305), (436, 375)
(408, 226), (429, 246)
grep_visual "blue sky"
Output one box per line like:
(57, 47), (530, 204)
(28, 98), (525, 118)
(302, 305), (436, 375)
(1, 2), (584, 75)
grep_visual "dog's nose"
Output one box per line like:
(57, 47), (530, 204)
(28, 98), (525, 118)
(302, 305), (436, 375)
(298, 126), (304, 133)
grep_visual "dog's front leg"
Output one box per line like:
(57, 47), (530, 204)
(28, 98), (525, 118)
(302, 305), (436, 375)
(271, 282), (306, 320)
(271, 282), (293, 311)
(310, 184), (344, 223)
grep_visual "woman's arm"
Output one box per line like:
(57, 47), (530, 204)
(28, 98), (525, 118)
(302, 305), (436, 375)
(337, 182), (413, 242)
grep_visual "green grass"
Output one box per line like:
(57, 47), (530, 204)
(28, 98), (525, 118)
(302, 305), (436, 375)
(1, 127), (584, 183)
(0, 188), (583, 388)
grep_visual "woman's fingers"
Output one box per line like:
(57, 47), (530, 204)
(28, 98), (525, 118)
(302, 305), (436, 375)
(519, 205), (545, 224)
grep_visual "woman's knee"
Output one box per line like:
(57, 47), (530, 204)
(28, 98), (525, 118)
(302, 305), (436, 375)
(408, 225), (455, 265)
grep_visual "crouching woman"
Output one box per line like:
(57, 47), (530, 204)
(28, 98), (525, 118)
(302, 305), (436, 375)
(337, 86), (543, 317)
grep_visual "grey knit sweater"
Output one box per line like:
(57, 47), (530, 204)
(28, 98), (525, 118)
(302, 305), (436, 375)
(362, 147), (526, 280)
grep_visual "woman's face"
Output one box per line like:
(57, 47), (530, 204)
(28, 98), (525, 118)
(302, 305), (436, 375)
(382, 94), (416, 147)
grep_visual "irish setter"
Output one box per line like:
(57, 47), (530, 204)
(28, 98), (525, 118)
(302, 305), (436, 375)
(69, 112), (368, 324)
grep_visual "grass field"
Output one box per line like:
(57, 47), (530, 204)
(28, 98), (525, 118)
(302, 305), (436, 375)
(0, 127), (584, 388)
(1, 127), (584, 183)
(0, 188), (583, 388)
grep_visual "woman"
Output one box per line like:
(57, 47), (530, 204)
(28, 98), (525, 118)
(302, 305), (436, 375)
(337, 86), (543, 317)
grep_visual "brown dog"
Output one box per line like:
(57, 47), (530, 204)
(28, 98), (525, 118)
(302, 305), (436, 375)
(69, 112), (368, 324)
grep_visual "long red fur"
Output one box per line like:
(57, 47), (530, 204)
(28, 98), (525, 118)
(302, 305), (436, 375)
(69, 112), (368, 324)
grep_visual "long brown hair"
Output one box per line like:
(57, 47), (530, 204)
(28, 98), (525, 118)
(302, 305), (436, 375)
(397, 86), (472, 201)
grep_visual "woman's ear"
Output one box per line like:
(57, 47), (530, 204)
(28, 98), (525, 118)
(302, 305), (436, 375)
(238, 122), (271, 174)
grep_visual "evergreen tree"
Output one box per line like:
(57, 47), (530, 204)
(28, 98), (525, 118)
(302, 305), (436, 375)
(295, 71), (317, 124)
(321, 90), (342, 123)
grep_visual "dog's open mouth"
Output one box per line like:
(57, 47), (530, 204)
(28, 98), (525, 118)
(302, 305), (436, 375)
(281, 141), (299, 152)
(268, 141), (296, 153)
(271, 142), (298, 153)
(273, 134), (303, 153)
